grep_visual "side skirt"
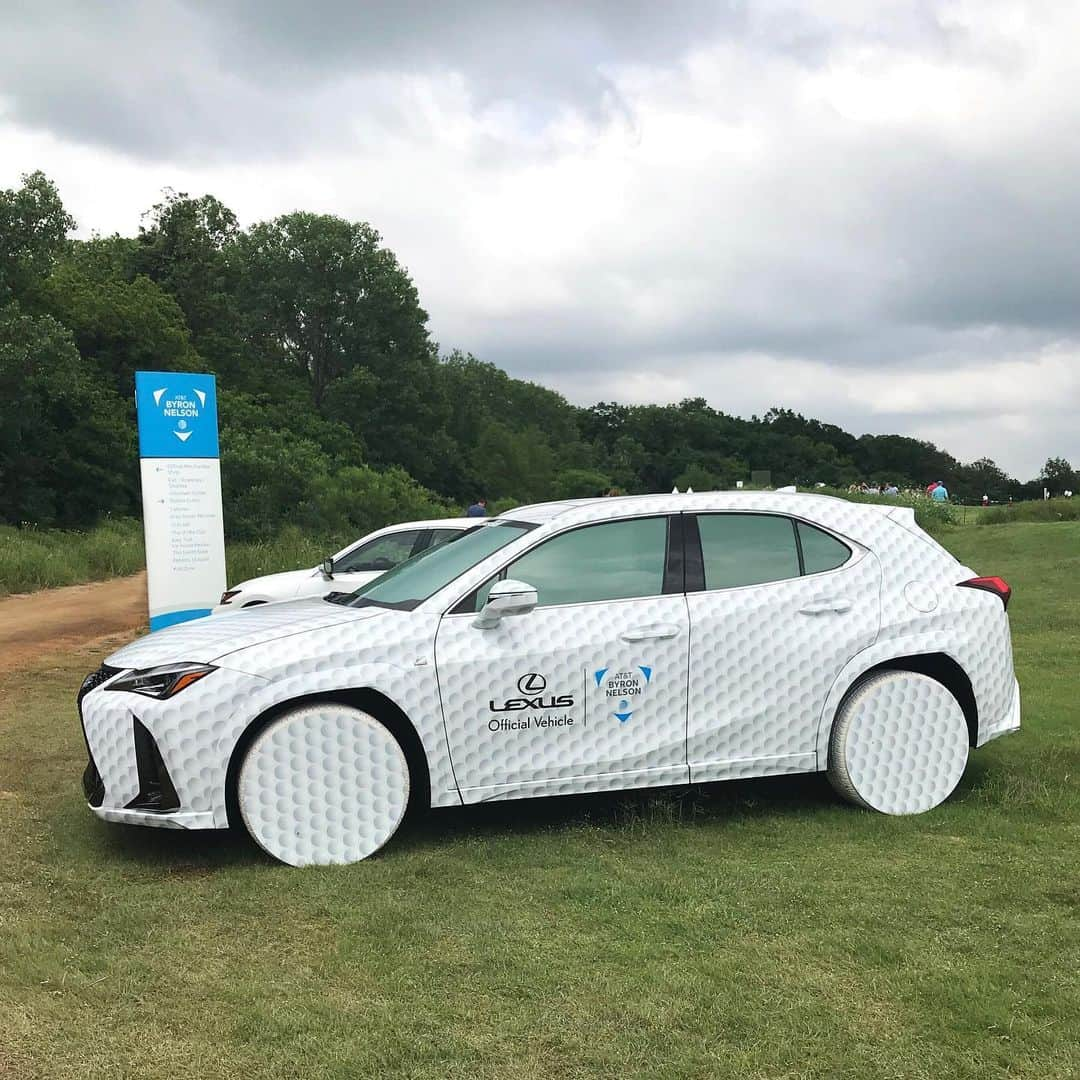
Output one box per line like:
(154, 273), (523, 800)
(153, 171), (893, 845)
(690, 752), (818, 784)
(460, 764), (690, 804)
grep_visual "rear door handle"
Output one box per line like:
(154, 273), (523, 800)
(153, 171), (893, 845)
(620, 623), (681, 642)
(799, 600), (853, 615)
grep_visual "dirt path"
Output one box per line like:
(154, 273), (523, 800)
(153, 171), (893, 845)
(0, 573), (148, 675)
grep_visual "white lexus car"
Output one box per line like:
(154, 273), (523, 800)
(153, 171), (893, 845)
(78, 492), (1020, 866)
(213, 518), (476, 611)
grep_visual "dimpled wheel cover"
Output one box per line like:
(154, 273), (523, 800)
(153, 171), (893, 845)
(828, 671), (969, 815)
(238, 705), (409, 866)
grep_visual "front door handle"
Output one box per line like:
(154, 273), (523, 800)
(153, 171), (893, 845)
(799, 599), (853, 615)
(620, 623), (681, 642)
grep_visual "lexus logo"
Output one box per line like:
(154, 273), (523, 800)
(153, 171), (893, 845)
(517, 672), (547, 695)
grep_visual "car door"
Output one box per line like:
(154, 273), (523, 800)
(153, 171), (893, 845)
(434, 515), (691, 801)
(329, 529), (424, 592)
(685, 512), (881, 781)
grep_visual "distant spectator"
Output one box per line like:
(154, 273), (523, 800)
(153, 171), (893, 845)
(931, 482), (949, 503)
(604, 487), (623, 497)
(926, 481), (940, 495)
(466, 498), (488, 518)
(982, 493), (989, 507)
(884, 483), (899, 496)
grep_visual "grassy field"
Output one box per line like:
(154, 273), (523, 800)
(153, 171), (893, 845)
(0, 520), (349, 598)
(0, 519), (147, 596)
(1, 522), (1078, 1078)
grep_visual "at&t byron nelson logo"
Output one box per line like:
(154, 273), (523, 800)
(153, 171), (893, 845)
(152, 385), (205, 444)
(488, 672), (576, 733)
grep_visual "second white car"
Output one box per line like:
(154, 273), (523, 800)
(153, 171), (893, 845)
(214, 518), (476, 611)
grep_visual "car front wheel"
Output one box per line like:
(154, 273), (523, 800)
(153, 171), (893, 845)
(827, 670), (969, 815)
(237, 703), (410, 866)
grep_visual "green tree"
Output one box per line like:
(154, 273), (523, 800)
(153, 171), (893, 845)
(0, 307), (136, 526)
(472, 420), (555, 503)
(0, 171), (74, 304)
(238, 212), (431, 404)
(41, 258), (201, 397)
(552, 468), (612, 499)
(134, 191), (247, 381)
(1039, 457), (1076, 495)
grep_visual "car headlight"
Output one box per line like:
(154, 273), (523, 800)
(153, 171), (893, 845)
(220, 589), (241, 605)
(106, 663), (217, 699)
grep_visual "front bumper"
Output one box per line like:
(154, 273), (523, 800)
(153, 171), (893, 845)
(88, 805), (217, 830)
(78, 663), (267, 830)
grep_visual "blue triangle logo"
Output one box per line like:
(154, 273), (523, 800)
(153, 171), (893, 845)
(593, 668), (608, 687)
(638, 665), (652, 683)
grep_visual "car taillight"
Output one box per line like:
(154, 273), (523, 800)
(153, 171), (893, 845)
(958, 576), (1011, 610)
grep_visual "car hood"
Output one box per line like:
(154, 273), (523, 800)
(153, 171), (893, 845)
(234, 568), (318, 596)
(105, 598), (382, 669)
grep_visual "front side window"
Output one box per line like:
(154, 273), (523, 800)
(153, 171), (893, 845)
(335, 530), (421, 573)
(341, 521), (535, 610)
(697, 514), (800, 590)
(475, 516), (669, 610)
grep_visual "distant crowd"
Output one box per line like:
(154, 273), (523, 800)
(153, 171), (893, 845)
(848, 481), (952, 502)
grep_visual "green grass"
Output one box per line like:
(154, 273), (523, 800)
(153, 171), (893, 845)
(224, 524), (348, 588)
(0, 518), (147, 595)
(981, 497), (1080, 525)
(0, 520), (348, 597)
(1, 523), (1078, 1078)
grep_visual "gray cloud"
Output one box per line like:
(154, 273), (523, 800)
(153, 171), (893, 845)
(1, 0), (1078, 479)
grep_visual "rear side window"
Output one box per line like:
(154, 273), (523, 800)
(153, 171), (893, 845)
(797, 521), (851, 574)
(697, 514), (800, 589)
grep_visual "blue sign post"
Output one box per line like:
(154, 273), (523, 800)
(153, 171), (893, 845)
(135, 371), (227, 630)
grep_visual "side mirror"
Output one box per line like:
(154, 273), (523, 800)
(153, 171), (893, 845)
(473, 578), (538, 629)
(320, 558), (334, 578)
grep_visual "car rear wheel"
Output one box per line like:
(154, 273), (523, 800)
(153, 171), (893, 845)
(827, 670), (969, 815)
(237, 703), (410, 866)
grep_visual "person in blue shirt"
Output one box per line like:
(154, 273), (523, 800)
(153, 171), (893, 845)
(930, 482), (949, 502)
(466, 498), (488, 517)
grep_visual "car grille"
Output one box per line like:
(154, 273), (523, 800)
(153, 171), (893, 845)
(78, 664), (119, 807)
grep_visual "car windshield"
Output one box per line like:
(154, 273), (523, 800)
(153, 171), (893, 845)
(332, 520), (535, 610)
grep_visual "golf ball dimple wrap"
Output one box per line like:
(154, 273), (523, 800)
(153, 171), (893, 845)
(829, 671), (969, 814)
(237, 704), (409, 867)
(685, 550), (880, 775)
(80, 490), (1020, 861)
(436, 594), (690, 795)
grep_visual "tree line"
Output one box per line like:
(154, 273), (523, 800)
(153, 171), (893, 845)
(1, 171), (1074, 540)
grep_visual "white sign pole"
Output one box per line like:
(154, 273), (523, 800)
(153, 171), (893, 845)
(135, 371), (227, 631)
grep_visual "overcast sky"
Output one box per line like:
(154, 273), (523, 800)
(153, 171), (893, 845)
(3, 0), (1077, 479)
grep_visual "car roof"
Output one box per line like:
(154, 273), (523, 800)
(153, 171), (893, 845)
(379, 517), (476, 531)
(501, 491), (898, 533)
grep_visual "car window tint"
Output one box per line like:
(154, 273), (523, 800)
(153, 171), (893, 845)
(797, 521), (851, 574)
(698, 514), (800, 589)
(490, 517), (669, 609)
(336, 531), (420, 573)
(427, 528), (465, 548)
